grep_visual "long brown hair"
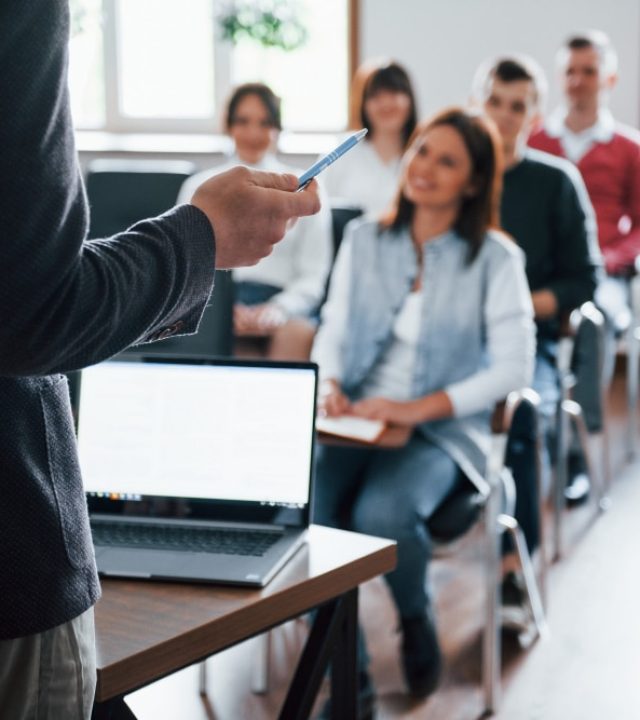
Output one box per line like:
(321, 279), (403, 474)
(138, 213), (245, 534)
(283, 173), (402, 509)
(349, 59), (418, 148)
(383, 107), (503, 262)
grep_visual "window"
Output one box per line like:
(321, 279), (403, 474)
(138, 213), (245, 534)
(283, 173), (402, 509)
(69, 0), (352, 134)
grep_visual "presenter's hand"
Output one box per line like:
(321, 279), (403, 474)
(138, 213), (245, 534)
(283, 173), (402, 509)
(191, 167), (320, 269)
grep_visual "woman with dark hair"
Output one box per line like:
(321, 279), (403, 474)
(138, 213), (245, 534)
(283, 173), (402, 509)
(179, 83), (332, 359)
(323, 59), (419, 216)
(312, 108), (535, 709)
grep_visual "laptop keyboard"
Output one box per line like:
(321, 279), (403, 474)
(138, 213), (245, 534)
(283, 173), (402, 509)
(91, 521), (281, 557)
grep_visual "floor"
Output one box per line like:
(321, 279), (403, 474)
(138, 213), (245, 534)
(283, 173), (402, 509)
(126, 369), (640, 719)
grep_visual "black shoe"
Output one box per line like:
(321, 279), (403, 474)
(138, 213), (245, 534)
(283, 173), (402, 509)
(565, 454), (590, 506)
(400, 609), (442, 699)
(500, 571), (532, 632)
(316, 670), (375, 720)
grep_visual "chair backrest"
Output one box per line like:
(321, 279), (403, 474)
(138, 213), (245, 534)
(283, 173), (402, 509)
(330, 204), (363, 258)
(316, 204), (364, 312)
(567, 301), (607, 433)
(85, 159), (197, 239)
(427, 389), (541, 543)
(85, 158), (234, 357)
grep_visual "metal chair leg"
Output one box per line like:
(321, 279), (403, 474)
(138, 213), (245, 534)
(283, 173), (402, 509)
(626, 321), (639, 459)
(627, 274), (640, 458)
(199, 661), (208, 697)
(482, 466), (502, 715)
(553, 394), (571, 561)
(564, 400), (609, 513)
(498, 515), (549, 642)
(534, 432), (549, 612)
(602, 425), (613, 503)
(251, 631), (271, 695)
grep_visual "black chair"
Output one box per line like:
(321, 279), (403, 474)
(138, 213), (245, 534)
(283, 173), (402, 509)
(554, 301), (610, 560)
(85, 158), (233, 358)
(84, 158), (197, 239)
(68, 160), (234, 419)
(330, 203), (363, 258)
(625, 257), (640, 457)
(315, 204), (364, 314)
(73, 155), (198, 423)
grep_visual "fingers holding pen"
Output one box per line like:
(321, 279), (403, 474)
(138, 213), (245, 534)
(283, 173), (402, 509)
(191, 167), (321, 269)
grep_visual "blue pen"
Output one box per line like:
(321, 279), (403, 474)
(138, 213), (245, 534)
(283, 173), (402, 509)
(297, 128), (368, 190)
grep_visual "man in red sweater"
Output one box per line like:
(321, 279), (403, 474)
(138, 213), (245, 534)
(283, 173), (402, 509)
(529, 30), (640, 333)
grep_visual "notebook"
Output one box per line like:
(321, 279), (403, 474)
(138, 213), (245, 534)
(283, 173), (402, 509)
(316, 415), (386, 443)
(77, 356), (317, 587)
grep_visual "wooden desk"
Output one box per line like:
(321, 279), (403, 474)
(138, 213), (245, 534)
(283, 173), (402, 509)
(93, 525), (396, 719)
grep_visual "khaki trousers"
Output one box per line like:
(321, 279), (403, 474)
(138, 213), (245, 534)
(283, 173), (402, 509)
(0, 608), (96, 720)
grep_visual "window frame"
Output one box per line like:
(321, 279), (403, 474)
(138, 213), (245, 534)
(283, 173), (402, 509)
(88, 0), (358, 135)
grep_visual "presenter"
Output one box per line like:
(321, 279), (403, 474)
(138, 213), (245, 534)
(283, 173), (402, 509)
(0, 2), (319, 717)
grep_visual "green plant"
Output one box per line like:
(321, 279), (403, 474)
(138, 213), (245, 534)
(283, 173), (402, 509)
(68, 0), (101, 39)
(217, 0), (308, 52)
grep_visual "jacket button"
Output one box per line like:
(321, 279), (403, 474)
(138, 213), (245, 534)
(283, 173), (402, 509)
(154, 321), (184, 340)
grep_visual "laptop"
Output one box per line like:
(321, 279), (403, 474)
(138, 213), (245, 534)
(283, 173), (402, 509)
(77, 356), (318, 587)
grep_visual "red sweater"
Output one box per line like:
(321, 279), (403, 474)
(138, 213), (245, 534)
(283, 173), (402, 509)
(529, 124), (640, 274)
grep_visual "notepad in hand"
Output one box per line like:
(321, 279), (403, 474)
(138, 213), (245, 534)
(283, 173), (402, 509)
(316, 415), (386, 443)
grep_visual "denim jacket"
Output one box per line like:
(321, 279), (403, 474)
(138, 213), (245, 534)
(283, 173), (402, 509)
(314, 220), (535, 494)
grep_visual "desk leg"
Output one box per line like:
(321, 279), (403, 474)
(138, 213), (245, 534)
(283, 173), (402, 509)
(92, 697), (138, 720)
(278, 588), (359, 720)
(330, 589), (357, 719)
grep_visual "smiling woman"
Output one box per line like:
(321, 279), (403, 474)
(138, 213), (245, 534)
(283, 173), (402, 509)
(311, 107), (534, 709)
(403, 126), (475, 218)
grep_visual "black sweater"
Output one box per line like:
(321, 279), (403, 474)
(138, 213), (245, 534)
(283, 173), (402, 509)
(500, 149), (602, 341)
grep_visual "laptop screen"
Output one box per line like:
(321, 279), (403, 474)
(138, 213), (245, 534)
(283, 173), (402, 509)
(78, 357), (317, 524)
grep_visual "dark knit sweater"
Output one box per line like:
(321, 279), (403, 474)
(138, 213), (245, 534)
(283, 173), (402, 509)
(0, 0), (216, 638)
(500, 149), (602, 341)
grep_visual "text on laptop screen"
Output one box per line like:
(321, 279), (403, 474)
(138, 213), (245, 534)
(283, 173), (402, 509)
(77, 361), (316, 507)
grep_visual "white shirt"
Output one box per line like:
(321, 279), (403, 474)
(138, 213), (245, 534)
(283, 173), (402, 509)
(359, 291), (422, 400)
(545, 107), (616, 164)
(322, 139), (402, 217)
(178, 154), (332, 317)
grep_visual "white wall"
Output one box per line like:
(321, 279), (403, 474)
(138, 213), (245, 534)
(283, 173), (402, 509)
(361, 0), (640, 126)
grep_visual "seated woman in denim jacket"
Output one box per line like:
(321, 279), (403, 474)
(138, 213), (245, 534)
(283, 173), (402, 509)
(311, 107), (535, 706)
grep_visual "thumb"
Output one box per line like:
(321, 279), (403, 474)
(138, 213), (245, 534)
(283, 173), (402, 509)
(250, 170), (299, 192)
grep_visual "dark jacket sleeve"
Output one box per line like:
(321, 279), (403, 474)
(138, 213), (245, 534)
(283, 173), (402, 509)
(0, 0), (216, 376)
(546, 165), (602, 312)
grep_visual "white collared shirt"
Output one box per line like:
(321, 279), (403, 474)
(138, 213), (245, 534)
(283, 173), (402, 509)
(545, 107), (616, 163)
(321, 139), (402, 217)
(358, 290), (423, 401)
